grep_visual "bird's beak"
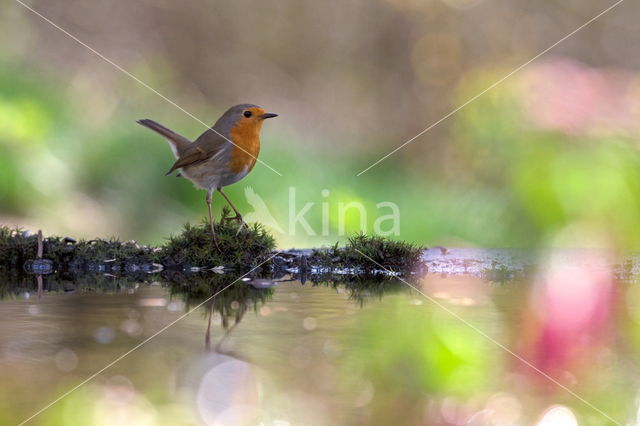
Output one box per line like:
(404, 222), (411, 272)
(260, 112), (278, 120)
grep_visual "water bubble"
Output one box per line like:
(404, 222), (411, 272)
(197, 359), (260, 426)
(120, 319), (143, 337)
(105, 376), (136, 404)
(316, 364), (337, 391)
(55, 348), (78, 372)
(537, 405), (578, 426)
(138, 298), (167, 307)
(95, 327), (116, 344)
(259, 306), (272, 316)
(127, 309), (141, 319)
(485, 392), (521, 425)
(323, 339), (343, 358)
(290, 346), (312, 369)
(27, 305), (40, 315)
(167, 301), (184, 312)
(303, 317), (317, 331)
(354, 380), (374, 407)
(460, 297), (476, 306)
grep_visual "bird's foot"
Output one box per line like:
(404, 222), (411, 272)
(221, 213), (243, 225)
(235, 220), (250, 236)
(230, 214), (249, 232)
(211, 232), (222, 252)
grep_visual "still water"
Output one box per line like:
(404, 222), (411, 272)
(1, 249), (639, 425)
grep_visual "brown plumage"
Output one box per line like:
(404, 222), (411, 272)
(137, 104), (278, 248)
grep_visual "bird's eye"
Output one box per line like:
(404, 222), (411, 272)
(243, 111), (252, 118)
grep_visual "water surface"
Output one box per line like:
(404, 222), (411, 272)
(1, 249), (639, 425)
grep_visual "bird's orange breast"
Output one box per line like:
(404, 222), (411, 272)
(229, 120), (262, 173)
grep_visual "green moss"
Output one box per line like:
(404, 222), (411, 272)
(159, 208), (276, 269)
(0, 218), (425, 276)
(0, 208), (276, 272)
(0, 226), (154, 271)
(0, 226), (153, 269)
(310, 232), (424, 274)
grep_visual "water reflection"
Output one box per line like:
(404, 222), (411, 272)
(1, 250), (638, 425)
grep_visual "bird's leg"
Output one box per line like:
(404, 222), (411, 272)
(205, 302), (213, 350)
(217, 188), (247, 227)
(206, 189), (221, 251)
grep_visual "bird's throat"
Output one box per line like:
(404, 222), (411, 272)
(229, 121), (262, 173)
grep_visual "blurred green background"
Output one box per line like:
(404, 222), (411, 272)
(1, 0), (639, 249)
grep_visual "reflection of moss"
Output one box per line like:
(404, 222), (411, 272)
(481, 264), (514, 283)
(0, 270), (33, 298)
(159, 208), (276, 269)
(311, 274), (411, 307)
(0, 267), (273, 331)
(0, 270), (148, 299)
(166, 271), (273, 328)
(310, 233), (424, 273)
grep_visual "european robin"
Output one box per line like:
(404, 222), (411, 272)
(137, 104), (278, 248)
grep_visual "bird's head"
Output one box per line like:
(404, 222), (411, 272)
(215, 104), (278, 139)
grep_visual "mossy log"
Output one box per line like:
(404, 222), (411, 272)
(0, 210), (426, 278)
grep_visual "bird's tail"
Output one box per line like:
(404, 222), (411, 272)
(137, 119), (192, 158)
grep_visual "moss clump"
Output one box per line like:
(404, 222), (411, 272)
(311, 233), (425, 274)
(0, 225), (154, 272)
(1, 220), (426, 277)
(159, 208), (276, 270)
(0, 209), (275, 272)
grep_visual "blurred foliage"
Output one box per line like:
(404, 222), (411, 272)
(453, 63), (640, 248)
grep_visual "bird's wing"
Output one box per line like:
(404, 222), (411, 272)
(165, 129), (229, 175)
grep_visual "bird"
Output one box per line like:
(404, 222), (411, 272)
(137, 104), (278, 249)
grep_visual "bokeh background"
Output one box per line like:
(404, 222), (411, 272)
(1, 0), (640, 248)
